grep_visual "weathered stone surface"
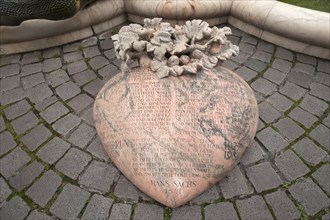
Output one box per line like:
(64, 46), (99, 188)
(81, 194), (113, 220)
(0, 148), (30, 179)
(171, 205), (202, 220)
(133, 204), (163, 220)
(94, 67), (258, 207)
(36, 137), (71, 164)
(109, 204), (132, 220)
(0, 131), (17, 156)
(236, 195), (273, 220)
(0, 196), (30, 220)
(204, 202), (239, 220)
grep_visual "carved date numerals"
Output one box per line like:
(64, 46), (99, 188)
(224, 140), (238, 160)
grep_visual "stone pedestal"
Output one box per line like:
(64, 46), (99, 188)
(94, 66), (258, 207)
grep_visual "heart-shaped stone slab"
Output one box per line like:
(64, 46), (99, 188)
(93, 67), (258, 207)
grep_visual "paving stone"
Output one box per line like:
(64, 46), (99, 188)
(3, 100), (30, 120)
(109, 203), (132, 220)
(317, 60), (330, 73)
(252, 50), (272, 63)
(56, 148), (92, 179)
(230, 26), (243, 37)
(0, 54), (20, 66)
(40, 101), (69, 124)
(263, 68), (286, 85)
(89, 56), (109, 70)
(34, 96), (58, 111)
(309, 124), (330, 150)
(81, 194), (113, 220)
(98, 63), (120, 79)
(133, 203), (163, 220)
(246, 162), (283, 192)
(171, 205), (202, 220)
(245, 58), (267, 72)
(257, 40), (274, 53)
(191, 185), (219, 204)
(80, 160), (119, 194)
(55, 81), (81, 100)
(0, 131), (17, 156)
(52, 113), (81, 136)
(235, 66), (257, 81)
(63, 42), (81, 53)
(81, 37), (98, 47)
(241, 140), (266, 166)
(280, 82), (307, 100)
(0, 147), (30, 179)
(42, 47), (61, 59)
(113, 175), (139, 201)
(111, 58), (122, 68)
(231, 51), (250, 64)
(67, 60), (88, 75)
(100, 39), (114, 50)
(241, 33), (258, 45)
(316, 72), (330, 86)
(36, 137), (70, 164)
(293, 63), (315, 75)
(22, 73), (45, 90)
(220, 60), (238, 70)
(300, 94), (328, 116)
(83, 78), (105, 96)
(289, 107), (318, 128)
(0, 116), (5, 132)
(26, 170), (62, 207)
(11, 111), (39, 135)
(256, 127), (288, 154)
(323, 114), (330, 128)
(322, 213), (330, 220)
(289, 178), (329, 216)
(72, 69), (97, 86)
(9, 161), (44, 191)
(43, 58), (62, 72)
(236, 195), (273, 220)
(68, 93), (94, 113)
(46, 69), (70, 87)
(204, 202), (238, 220)
(0, 87), (25, 105)
(0, 196), (30, 220)
(50, 184), (91, 219)
(84, 46), (101, 58)
(26, 210), (52, 220)
(26, 83), (53, 103)
(251, 78), (276, 96)
(21, 52), (41, 64)
(64, 51), (84, 63)
(310, 82), (330, 101)
(219, 166), (253, 198)
(258, 102), (281, 123)
(0, 177), (12, 203)
(312, 164), (330, 194)
(0, 63), (20, 78)
(68, 123), (96, 148)
(292, 138), (327, 166)
(86, 137), (110, 161)
(81, 107), (94, 126)
(272, 58), (292, 73)
(267, 92), (293, 112)
(275, 47), (294, 61)
(287, 71), (313, 88)
(275, 150), (310, 181)
(21, 124), (52, 151)
(238, 42), (256, 55)
(104, 48), (117, 60)
(21, 63), (42, 76)
(265, 190), (300, 220)
(274, 117), (305, 141)
(297, 53), (317, 65)
(0, 75), (20, 94)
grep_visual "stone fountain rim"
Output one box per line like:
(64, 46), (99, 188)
(0, 0), (329, 60)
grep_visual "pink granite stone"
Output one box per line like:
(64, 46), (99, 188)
(93, 66), (258, 207)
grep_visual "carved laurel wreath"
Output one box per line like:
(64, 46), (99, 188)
(112, 18), (239, 78)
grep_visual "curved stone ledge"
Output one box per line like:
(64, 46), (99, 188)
(0, 0), (329, 59)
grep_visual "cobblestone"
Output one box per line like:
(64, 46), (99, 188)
(26, 83), (53, 103)
(310, 82), (330, 101)
(272, 58), (292, 73)
(309, 124), (330, 150)
(297, 53), (317, 65)
(83, 78), (105, 96)
(40, 101), (69, 124)
(258, 102), (281, 123)
(3, 99), (31, 120)
(113, 175), (139, 202)
(43, 58), (62, 72)
(109, 203), (132, 220)
(275, 150), (310, 181)
(104, 48), (117, 60)
(11, 111), (39, 135)
(55, 148), (92, 179)
(263, 68), (286, 85)
(256, 127), (288, 154)
(21, 124), (52, 151)
(233, 66), (257, 81)
(133, 203), (163, 220)
(68, 94), (94, 113)
(36, 137), (71, 164)
(289, 107), (318, 128)
(81, 194), (113, 220)
(289, 178), (329, 216)
(172, 205), (202, 220)
(21, 63), (42, 76)
(26, 170), (62, 207)
(89, 56), (109, 70)
(8, 161), (44, 191)
(0, 63), (20, 78)
(46, 69), (70, 87)
(86, 137), (110, 161)
(204, 202), (239, 220)
(67, 60), (88, 75)
(274, 117), (305, 141)
(72, 69), (97, 86)
(0, 196), (30, 220)
(81, 107), (94, 126)
(63, 42), (80, 53)
(292, 138), (327, 166)
(245, 58), (267, 72)
(26, 210), (52, 220)
(0, 147), (30, 179)
(21, 52), (40, 64)
(0, 87), (25, 105)
(312, 164), (330, 194)
(236, 195), (273, 220)
(43, 47), (61, 59)
(238, 42), (256, 55)
(68, 123), (96, 148)
(0, 54), (20, 66)
(22, 73), (45, 90)
(266, 92), (293, 112)
(50, 184), (91, 219)
(0, 75), (20, 94)
(0, 177), (12, 203)
(300, 94), (328, 116)
(317, 60), (330, 73)
(52, 113), (81, 136)
(191, 185), (219, 204)
(0, 131), (17, 156)
(240, 140), (266, 166)
(280, 82), (307, 100)
(83, 46), (101, 58)
(252, 50), (272, 63)
(0, 116), (5, 132)
(100, 39), (114, 50)
(79, 160), (119, 194)
(275, 47), (294, 61)
(64, 51), (84, 63)
(287, 71), (313, 88)
(231, 51), (250, 64)
(257, 40), (274, 53)
(316, 71), (330, 86)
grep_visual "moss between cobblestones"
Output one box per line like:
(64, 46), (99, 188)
(315, 208), (330, 219)
(43, 183), (66, 212)
(37, 54), (45, 62)
(230, 200), (242, 220)
(263, 195), (277, 219)
(130, 203), (137, 220)
(284, 98), (303, 116)
(286, 191), (309, 219)
(164, 207), (172, 220)
(52, 53), (61, 58)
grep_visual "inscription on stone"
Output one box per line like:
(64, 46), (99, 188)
(94, 67), (258, 207)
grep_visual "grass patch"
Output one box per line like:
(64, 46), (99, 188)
(279, 0), (330, 13)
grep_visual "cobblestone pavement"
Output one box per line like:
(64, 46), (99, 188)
(0, 24), (329, 220)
